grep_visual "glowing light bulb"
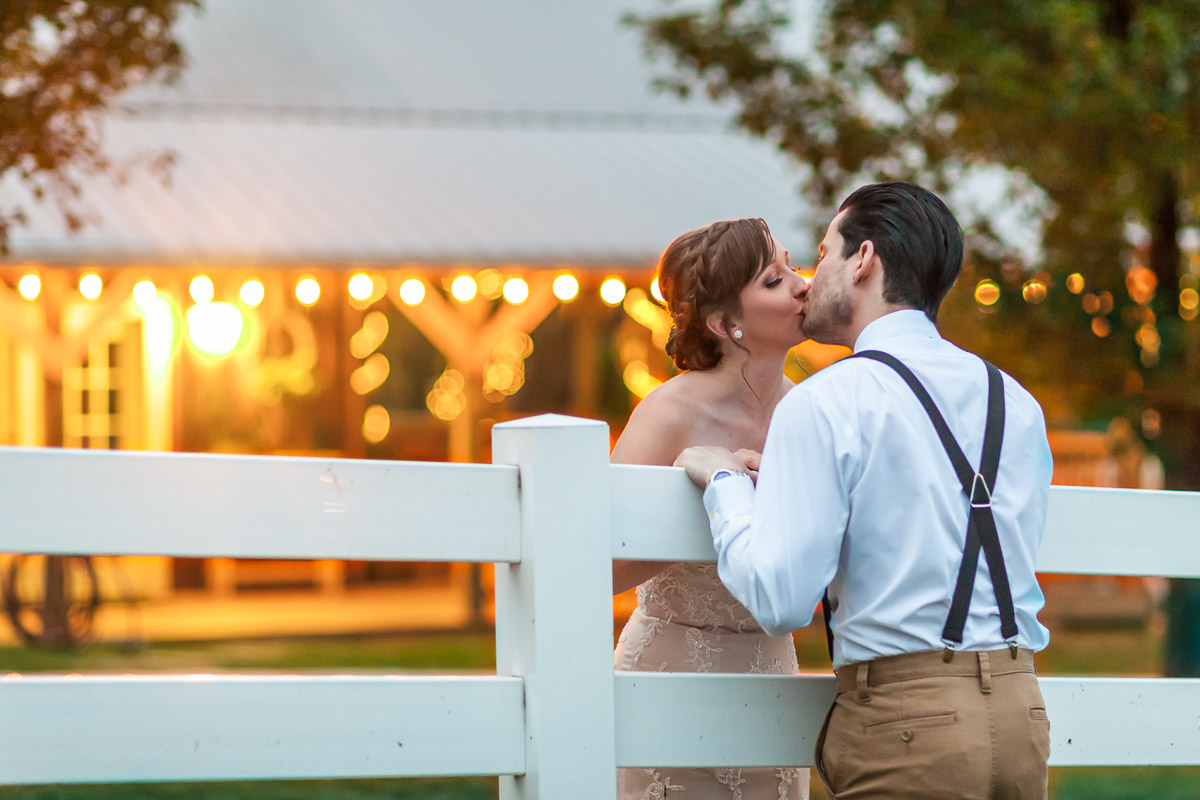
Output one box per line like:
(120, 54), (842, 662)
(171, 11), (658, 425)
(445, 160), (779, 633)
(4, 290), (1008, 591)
(190, 275), (215, 304)
(552, 274), (579, 301)
(295, 277), (321, 306)
(79, 274), (102, 300)
(348, 273), (374, 301)
(600, 277), (626, 306)
(399, 278), (426, 306)
(186, 302), (245, 357)
(451, 275), (477, 302)
(132, 280), (157, 307)
(502, 277), (529, 304)
(240, 280), (265, 307)
(18, 274), (41, 300)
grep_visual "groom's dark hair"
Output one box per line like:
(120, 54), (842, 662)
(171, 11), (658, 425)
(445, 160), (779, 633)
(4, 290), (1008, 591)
(838, 182), (963, 321)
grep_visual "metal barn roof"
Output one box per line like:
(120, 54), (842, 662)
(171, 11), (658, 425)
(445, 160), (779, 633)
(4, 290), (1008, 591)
(4, 0), (812, 267)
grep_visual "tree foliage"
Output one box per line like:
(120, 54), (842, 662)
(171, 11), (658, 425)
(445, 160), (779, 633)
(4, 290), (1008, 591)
(628, 0), (1200, 479)
(630, 0), (1200, 678)
(0, 0), (198, 252)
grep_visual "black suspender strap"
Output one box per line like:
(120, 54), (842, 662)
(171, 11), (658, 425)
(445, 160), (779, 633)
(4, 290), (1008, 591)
(821, 589), (834, 660)
(819, 350), (1019, 663)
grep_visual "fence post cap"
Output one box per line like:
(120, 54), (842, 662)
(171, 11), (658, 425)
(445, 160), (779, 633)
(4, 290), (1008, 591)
(492, 413), (606, 431)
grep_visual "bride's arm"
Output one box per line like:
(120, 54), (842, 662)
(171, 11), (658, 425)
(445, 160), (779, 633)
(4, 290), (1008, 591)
(610, 387), (689, 594)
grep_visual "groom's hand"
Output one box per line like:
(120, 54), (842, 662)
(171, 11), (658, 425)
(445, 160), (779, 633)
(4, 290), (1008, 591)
(674, 445), (748, 488)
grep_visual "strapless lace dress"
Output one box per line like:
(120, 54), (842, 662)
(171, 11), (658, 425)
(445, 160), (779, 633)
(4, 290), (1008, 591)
(614, 562), (808, 799)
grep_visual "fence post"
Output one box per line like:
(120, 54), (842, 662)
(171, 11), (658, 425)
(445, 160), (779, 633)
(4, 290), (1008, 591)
(492, 414), (616, 800)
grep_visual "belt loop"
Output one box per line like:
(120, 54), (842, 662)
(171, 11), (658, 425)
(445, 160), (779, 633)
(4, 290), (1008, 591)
(978, 651), (992, 694)
(856, 662), (871, 703)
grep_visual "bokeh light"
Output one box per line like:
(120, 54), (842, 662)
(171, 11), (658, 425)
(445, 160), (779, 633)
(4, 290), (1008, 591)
(348, 273), (374, 302)
(451, 275), (477, 302)
(1021, 279), (1047, 304)
(18, 274), (41, 300)
(650, 277), (665, 304)
(974, 280), (1000, 307)
(190, 275), (215, 305)
(240, 280), (265, 307)
(600, 277), (627, 306)
(295, 277), (321, 306)
(399, 278), (426, 306)
(363, 405), (390, 444)
(1066, 273), (1085, 294)
(186, 302), (245, 357)
(502, 277), (529, 304)
(552, 274), (579, 301)
(350, 353), (390, 395)
(78, 274), (102, 300)
(132, 280), (157, 307)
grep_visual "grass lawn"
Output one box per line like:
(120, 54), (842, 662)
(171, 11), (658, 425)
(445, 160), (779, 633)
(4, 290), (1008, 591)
(1, 623), (1195, 799)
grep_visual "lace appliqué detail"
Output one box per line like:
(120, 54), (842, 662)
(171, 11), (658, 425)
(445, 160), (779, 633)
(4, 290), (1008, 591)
(641, 768), (685, 798)
(776, 767), (804, 799)
(630, 613), (670, 671)
(715, 767), (746, 799)
(748, 640), (784, 675)
(638, 563), (761, 633)
(683, 627), (723, 672)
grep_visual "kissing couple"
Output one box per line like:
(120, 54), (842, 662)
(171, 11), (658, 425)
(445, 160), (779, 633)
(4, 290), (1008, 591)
(613, 182), (1053, 800)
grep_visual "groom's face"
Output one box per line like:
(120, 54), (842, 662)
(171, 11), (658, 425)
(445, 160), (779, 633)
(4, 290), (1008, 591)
(803, 211), (856, 346)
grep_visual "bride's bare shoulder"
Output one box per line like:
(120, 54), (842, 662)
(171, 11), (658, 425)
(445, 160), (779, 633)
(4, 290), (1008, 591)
(611, 373), (707, 466)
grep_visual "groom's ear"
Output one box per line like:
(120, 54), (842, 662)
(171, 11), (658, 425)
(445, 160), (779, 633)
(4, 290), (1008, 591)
(852, 240), (880, 286)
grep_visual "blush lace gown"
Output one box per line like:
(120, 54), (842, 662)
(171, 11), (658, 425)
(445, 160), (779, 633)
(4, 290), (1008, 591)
(614, 562), (809, 799)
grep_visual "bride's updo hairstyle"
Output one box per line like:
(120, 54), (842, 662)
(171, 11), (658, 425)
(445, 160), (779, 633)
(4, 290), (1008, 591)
(657, 218), (776, 371)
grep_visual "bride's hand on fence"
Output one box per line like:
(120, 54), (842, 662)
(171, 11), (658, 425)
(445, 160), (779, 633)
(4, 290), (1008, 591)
(674, 445), (745, 487)
(733, 449), (761, 483)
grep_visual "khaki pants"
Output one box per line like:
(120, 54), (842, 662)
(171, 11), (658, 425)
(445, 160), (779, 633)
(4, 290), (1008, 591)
(815, 648), (1049, 800)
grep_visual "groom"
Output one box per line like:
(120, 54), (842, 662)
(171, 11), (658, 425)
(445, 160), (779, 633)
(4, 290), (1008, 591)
(676, 182), (1053, 799)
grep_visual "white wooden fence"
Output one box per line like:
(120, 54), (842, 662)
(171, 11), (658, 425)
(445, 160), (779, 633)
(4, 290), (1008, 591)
(0, 414), (1198, 796)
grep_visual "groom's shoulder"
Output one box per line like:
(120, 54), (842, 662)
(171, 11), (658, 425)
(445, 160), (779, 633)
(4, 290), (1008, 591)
(781, 355), (873, 414)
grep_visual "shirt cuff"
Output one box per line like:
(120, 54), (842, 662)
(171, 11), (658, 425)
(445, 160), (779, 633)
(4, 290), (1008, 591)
(702, 472), (756, 520)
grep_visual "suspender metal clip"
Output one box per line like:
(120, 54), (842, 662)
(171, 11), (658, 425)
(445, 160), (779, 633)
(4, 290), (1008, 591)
(1007, 639), (1019, 659)
(969, 472), (993, 508)
(941, 641), (956, 663)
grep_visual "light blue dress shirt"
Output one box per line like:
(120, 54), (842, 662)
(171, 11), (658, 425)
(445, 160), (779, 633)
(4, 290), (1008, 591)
(703, 309), (1052, 667)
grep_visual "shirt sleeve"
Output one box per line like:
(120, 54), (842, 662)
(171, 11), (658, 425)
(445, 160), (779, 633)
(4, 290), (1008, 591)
(702, 385), (851, 636)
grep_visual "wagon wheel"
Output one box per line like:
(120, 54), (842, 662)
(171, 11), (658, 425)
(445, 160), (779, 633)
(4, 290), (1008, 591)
(1, 555), (101, 648)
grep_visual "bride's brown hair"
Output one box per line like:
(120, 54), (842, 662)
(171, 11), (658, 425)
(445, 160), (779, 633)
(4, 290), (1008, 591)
(658, 218), (776, 371)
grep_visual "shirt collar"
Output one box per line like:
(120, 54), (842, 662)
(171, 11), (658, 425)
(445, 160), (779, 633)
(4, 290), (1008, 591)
(853, 309), (941, 353)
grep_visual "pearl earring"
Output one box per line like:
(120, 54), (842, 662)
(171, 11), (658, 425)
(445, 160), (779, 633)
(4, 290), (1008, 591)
(733, 329), (743, 339)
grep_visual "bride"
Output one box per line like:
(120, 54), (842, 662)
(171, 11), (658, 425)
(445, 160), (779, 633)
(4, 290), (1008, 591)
(612, 218), (810, 799)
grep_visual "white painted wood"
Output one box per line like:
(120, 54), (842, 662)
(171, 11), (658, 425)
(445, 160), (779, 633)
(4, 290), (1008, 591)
(0, 420), (1198, 787)
(611, 466), (1200, 578)
(1040, 677), (1200, 766)
(1037, 486), (1200, 577)
(0, 447), (520, 562)
(493, 415), (617, 800)
(611, 464), (713, 562)
(615, 673), (1200, 768)
(614, 673), (836, 768)
(0, 674), (524, 784)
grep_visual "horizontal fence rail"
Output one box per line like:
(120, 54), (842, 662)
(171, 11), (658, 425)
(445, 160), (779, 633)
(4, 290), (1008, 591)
(9, 671), (1197, 783)
(0, 447), (520, 563)
(0, 675), (525, 783)
(611, 465), (1200, 577)
(614, 673), (1200, 768)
